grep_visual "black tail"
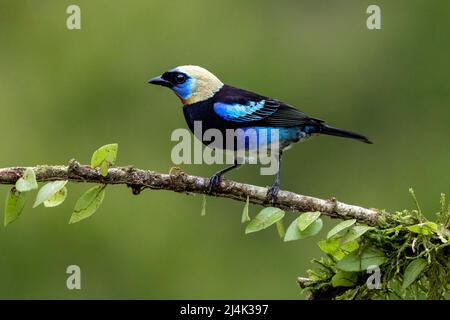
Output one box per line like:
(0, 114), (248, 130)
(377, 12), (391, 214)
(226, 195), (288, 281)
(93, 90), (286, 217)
(319, 124), (373, 144)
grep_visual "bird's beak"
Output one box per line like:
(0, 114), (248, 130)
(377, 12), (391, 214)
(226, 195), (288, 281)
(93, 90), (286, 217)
(148, 75), (171, 87)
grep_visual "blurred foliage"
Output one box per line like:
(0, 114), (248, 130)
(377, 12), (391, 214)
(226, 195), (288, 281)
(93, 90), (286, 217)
(0, 0), (449, 299)
(300, 190), (450, 300)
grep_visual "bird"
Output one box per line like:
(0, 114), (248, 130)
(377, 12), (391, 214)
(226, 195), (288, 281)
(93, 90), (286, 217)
(148, 65), (372, 202)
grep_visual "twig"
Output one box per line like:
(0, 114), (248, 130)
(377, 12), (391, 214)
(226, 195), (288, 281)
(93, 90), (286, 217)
(297, 277), (313, 289)
(297, 277), (350, 300)
(0, 160), (382, 225)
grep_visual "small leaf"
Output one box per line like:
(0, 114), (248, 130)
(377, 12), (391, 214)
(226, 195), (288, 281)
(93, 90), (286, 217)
(90, 143), (118, 177)
(284, 218), (302, 241)
(44, 187), (68, 207)
(360, 246), (386, 270)
(4, 188), (27, 226)
(201, 194), (206, 216)
(331, 271), (358, 287)
(33, 180), (68, 208)
(407, 222), (437, 235)
(327, 219), (356, 239)
(402, 258), (427, 289)
(284, 217), (323, 241)
(336, 246), (386, 272)
(385, 225), (403, 235)
(100, 162), (108, 177)
(276, 220), (285, 239)
(335, 250), (361, 272)
(245, 207), (285, 234)
(241, 196), (250, 223)
(297, 212), (321, 231)
(425, 221), (438, 230)
(300, 218), (323, 237)
(15, 168), (38, 192)
(340, 225), (373, 245)
(69, 185), (106, 224)
(317, 237), (359, 260)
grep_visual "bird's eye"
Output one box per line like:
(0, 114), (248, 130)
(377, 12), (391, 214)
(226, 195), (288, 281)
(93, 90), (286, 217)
(175, 74), (187, 84)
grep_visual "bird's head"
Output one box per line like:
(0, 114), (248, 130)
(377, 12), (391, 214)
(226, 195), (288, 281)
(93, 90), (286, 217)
(148, 65), (223, 105)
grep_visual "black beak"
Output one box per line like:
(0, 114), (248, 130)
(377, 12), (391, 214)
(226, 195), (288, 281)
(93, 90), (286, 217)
(148, 75), (171, 87)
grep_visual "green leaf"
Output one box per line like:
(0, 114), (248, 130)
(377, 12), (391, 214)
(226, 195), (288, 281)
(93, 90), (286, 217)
(4, 188), (27, 226)
(44, 187), (68, 208)
(359, 246), (387, 269)
(327, 219), (356, 239)
(340, 225), (373, 245)
(69, 185), (106, 224)
(245, 207), (285, 234)
(297, 212), (321, 231)
(402, 258), (427, 289)
(15, 168), (38, 192)
(317, 237), (359, 260)
(90, 143), (118, 177)
(276, 220), (285, 239)
(284, 217), (323, 241)
(284, 218), (301, 241)
(100, 162), (108, 176)
(336, 246), (386, 272)
(385, 225), (403, 235)
(201, 194), (206, 216)
(336, 251), (361, 272)
(33, 181), (68, 208)
(241, 196), (250, 223)
(331, 271), (358, 287)
(407, 222), (438, 235)
(300, 218), (323, 237)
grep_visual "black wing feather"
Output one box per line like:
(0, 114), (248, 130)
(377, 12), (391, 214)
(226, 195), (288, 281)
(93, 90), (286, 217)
(213, 85), (322, 127)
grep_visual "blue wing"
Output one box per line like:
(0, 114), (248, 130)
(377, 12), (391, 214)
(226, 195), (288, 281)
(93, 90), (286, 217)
(213, 99), (320, 127)
(212, 85), (324, 127)
(213, 100), (280, 122)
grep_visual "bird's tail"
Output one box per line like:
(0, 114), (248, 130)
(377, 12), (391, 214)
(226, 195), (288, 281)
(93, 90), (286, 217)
(318, 124), (373, 144)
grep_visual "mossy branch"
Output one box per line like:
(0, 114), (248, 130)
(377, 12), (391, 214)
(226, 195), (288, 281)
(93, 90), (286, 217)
(0, 159), (382, 225)
(1, 156), (448, 300)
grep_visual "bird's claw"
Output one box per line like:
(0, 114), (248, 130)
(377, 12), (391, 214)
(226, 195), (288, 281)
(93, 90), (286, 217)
(207, 173), (223, 194)
(266, 183), (280, 203)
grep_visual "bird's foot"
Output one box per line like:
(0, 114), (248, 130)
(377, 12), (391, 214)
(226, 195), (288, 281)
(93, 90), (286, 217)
(207, 173), (223, 194)
(266, 183), (280, 203)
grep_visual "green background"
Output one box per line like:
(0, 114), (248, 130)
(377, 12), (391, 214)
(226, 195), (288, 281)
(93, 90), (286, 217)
(0, 0), (448, 299)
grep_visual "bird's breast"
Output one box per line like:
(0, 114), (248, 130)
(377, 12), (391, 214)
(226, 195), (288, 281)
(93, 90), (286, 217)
(183, 100), (230, 135)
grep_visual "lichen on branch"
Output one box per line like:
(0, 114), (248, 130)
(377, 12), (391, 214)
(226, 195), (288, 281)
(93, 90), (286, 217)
(0, 159), (381, 225)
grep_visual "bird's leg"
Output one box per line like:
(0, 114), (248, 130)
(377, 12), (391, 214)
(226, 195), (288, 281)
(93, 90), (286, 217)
(266, 151), (283, 203)
(207, 160), (241, 193)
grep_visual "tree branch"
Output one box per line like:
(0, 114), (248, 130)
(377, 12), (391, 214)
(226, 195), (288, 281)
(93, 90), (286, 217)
(297, 277), (349, 300)
(0, 160), (382, 225)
